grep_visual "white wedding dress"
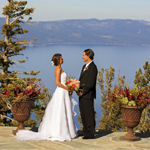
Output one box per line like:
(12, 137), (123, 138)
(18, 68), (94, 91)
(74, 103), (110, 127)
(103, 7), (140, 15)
(16, 72), (78, 141)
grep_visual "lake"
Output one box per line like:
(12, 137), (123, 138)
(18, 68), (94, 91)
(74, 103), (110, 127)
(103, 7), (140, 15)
(13, 44), (150, 129)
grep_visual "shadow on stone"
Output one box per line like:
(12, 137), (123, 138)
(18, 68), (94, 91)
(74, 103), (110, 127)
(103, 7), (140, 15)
(77, 130), (112, 139)
(94, 130), (112, 139)
(30, 127), (38, 132)
(29, 128), (113, 139)
(135, 132), (150, 138)
(77, 130), (85, 136)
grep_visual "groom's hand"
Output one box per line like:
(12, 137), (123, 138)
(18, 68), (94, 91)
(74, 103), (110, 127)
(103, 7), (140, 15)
(69, 91), (73, 95)
(77, 92), (82, 97)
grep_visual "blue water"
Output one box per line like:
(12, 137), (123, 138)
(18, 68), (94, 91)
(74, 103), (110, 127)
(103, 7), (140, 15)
(12, 44), (150, 129)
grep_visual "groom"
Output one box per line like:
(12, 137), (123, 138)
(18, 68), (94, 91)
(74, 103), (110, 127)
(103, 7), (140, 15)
(77, 49), (98, 139)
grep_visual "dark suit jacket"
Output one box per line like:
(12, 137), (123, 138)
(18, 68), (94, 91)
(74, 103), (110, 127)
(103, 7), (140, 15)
(79, 61), (98, 99)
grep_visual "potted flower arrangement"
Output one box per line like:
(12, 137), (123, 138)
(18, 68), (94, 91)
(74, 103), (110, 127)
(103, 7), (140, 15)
(107, 84), (150, 141)
(1, 79), (41, 135)
(108, 85), (150, 108)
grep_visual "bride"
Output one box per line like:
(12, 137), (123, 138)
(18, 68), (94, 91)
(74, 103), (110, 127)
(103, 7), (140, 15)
(16, 53), (78, 141)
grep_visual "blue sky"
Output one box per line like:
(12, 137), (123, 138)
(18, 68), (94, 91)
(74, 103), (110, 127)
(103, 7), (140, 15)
(0, 0), (150, 21)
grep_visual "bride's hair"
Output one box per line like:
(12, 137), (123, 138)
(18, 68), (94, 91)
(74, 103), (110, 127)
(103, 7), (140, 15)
(51, 53), (62, 66)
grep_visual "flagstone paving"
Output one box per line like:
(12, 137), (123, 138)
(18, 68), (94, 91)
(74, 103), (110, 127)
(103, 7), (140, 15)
(0, 127), (150, 150)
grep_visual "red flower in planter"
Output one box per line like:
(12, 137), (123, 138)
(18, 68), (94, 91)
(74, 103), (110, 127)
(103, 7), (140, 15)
(125, 87), (129, 97)
(1, 79), (42, 104)
(37, 89), (41, 94)
(6, 91), (10, 95)
(129, 94), (133, 99)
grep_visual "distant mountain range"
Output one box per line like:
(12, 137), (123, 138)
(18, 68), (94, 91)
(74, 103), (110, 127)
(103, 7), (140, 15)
(0, 17), (150, 46)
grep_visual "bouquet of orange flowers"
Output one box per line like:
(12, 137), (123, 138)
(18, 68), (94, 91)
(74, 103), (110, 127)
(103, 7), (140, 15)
(65, 77), (80, 93)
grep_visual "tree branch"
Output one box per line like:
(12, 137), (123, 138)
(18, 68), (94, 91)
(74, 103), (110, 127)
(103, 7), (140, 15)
(10, 14), (26, 25)
(16, 39), (36, 45)
(6, 101), (12, 110)
(0, 114), (14, 122)
(7, 53), (25, 57)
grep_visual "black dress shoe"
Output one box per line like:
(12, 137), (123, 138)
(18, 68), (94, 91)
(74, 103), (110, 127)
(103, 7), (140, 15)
(82, 135), (94, 139)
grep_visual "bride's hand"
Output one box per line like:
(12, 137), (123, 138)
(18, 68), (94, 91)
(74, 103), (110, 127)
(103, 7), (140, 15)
(68, 90), (73, 95)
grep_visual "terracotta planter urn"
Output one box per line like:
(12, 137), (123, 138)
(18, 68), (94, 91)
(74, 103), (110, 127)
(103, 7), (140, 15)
(120, 105), (144, 141)
(12, 101), (34, 135)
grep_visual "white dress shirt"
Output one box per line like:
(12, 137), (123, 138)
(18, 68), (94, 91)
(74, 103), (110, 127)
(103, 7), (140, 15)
(84, 61), (92, 71)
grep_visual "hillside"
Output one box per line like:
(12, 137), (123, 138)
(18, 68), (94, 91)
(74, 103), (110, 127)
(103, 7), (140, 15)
(0, 18), (150, 46)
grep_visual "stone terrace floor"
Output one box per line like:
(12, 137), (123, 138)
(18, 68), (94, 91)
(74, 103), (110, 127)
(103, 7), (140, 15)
(1, 127), (150, 150)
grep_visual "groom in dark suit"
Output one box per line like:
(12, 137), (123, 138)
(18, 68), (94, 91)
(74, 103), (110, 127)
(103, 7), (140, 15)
(77, 49), (98, 139)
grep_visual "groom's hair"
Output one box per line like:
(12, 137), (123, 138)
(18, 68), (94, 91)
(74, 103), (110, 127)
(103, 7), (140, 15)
(84, 49), (94, 60)
(51, 53), (62, 66)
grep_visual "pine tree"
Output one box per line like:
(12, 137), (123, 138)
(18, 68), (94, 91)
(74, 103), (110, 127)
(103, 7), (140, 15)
(134, 61), (150, 133)
(0, 0), (45, 126)
(0, 0), (38, 77)
(97, 67), (126, 131)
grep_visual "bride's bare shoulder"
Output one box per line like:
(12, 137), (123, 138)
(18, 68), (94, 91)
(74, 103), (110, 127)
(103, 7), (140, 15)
(54, 66), (61, 76)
